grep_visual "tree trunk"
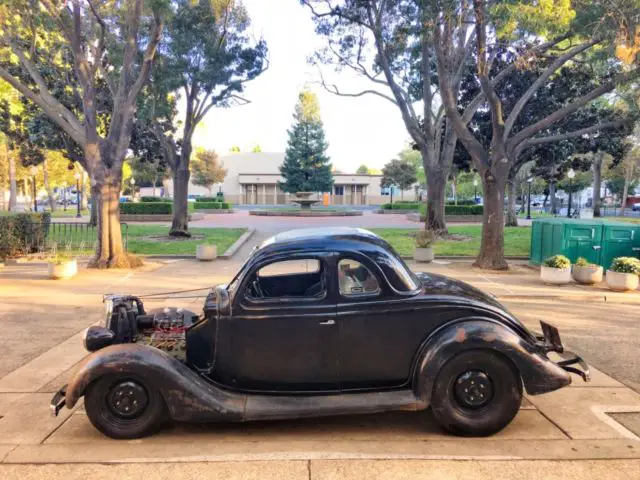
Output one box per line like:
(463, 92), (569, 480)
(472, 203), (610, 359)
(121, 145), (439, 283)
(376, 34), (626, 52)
(86, 146), (129, 268)
(425, 168), (448, 234)
(620, 174), (630, 216)
(593, 152), (603, 217)
(81, 172), (88, 211)
(550, 182), (557, 214)
(89, 182), (99, 226)
(170, 166), (191, 236)
(475, 167), (508, 270)
(8, 151), (17, 211)
(505, 171), (518, 227)
(43, 157), (55, 211)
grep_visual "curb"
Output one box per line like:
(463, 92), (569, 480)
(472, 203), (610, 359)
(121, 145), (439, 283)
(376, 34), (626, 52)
(401, 255), (530, 261)
(220, 228), (255, 259)
(139, 229), (256, 261)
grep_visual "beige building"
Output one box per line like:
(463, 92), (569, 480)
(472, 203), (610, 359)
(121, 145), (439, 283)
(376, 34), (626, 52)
(158, 152), (419, 206)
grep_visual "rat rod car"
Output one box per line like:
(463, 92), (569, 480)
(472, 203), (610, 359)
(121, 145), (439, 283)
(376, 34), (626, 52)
(51, 228), (589, 439)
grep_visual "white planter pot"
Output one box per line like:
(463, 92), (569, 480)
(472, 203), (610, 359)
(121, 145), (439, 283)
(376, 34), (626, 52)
(606, 270), (639, 291)
(196, 244), (217, 261)
(48, 259), (77, 279)
(413, 247), (434, 263)
(540, 266), (572, 285)
(572, 265), (603, 285)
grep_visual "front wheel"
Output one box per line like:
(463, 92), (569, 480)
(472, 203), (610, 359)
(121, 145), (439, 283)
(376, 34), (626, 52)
(430, 350), (522, 436)
(84, 374), (167, 439)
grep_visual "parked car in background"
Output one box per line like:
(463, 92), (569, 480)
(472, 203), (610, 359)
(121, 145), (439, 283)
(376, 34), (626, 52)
(187, 193), (203, 202)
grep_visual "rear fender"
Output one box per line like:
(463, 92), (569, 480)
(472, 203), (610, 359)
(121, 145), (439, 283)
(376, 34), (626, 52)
(412, 319), (571, 403)
(65, 343), (245, 422)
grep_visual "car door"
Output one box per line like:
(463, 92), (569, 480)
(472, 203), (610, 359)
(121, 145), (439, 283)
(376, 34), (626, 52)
(336, 255), (427, 391)
(218, 253), (340, 393)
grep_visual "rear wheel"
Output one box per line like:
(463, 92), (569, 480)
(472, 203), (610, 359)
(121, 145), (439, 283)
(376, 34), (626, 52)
(430, 350), (522, 436)
(84, 374), (167, 439)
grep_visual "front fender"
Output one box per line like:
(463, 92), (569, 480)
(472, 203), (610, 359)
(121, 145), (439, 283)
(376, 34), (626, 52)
(412, 319), (571, 403)
(65, 343), (245, 422)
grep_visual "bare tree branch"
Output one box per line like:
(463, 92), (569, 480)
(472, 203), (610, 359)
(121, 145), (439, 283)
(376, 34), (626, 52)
(315, 69), (398, 105)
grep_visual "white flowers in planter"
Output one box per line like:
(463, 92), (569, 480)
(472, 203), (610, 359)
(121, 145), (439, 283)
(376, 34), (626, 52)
(413, 230), (435, 263)
(572, 257), (603, 285)
(196, 244), (217, 261)
(48, 254), (78, 279)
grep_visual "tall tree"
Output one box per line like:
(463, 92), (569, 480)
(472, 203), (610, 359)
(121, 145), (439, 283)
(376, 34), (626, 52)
(191, 148), (227, 195)
(279, 90), (333, 194)
(303, 0), (485, 233)
(0, 0), (165, 267)
(434, 0), (640, 269)
(380, 159), (417, 200)
(144, 0), (267, 236)
(356, 164), (370, 174)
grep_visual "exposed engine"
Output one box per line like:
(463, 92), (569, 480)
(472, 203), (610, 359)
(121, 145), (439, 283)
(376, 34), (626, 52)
(84, 295), (199, 362)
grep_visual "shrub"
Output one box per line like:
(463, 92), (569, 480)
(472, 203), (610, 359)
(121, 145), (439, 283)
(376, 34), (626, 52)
(194, 202), (221, 210)
(195, 197), (220, 202)
(575, 257), (592, 267)
(0, 212), (51, 260)
(446, 199), (477, 206)
(221, 202), (230, 209)
(381, 202), (421, 210)
(415, 230), (436, 248)
(543, 255), (571, 269)
(418, 204), (484, 215)
(609, 257), (640, 275)
(139, 196), (166, 202)
(120, 202), (172, 214)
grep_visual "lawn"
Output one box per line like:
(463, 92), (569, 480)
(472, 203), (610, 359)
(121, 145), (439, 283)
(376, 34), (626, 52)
(51, 209), (90, 218)
(125, 225), (246, 255)
(371, 226), (531, 257)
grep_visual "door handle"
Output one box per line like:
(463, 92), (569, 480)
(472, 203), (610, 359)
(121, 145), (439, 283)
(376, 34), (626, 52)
(318, 319), (335, 326)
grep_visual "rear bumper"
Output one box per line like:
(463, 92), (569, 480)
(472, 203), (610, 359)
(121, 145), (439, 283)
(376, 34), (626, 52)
(50, 385), (67, 417)
(537, 321), (591, 383)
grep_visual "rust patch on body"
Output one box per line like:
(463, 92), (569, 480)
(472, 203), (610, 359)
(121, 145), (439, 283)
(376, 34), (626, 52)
(454, 327), (466, 343)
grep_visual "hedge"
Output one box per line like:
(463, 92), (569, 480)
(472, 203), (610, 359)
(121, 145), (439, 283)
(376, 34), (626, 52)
(0, 212), (51, 260)
(195, 197), (221, 202)
(120, 202), (195, 214)
(381, 202), (421, 210)
(418, 204), (484, 215)
(194, 201), (231, 210)
(140, 196), (167, 203)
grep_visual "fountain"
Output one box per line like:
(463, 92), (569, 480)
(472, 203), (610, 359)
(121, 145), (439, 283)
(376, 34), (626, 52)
(290, 191), (321, 210)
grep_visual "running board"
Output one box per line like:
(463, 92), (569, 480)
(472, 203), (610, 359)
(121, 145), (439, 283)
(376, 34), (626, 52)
(244, 389), (427, 422)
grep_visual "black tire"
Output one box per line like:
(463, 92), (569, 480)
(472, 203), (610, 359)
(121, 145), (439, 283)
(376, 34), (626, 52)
(84, 374), (167, 439)
(430, 350), (522, 436)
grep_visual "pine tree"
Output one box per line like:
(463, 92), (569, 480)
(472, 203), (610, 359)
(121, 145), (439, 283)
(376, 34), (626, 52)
(279, 90), (333, 193)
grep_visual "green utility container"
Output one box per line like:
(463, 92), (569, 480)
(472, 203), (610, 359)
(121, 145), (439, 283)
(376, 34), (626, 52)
(530, 218), (640, 269)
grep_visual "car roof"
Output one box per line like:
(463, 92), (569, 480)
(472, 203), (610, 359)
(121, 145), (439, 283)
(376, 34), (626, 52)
(257, 227), (389, 254)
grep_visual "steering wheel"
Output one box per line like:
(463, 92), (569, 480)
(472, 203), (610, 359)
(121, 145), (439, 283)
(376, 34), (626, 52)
(252, 279), (265, 298)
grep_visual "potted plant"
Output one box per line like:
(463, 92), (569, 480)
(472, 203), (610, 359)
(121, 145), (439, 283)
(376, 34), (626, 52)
(196, 243), (217, 261)
(48, 253), (78, 279)
(606, 257), (640, 291)
(413, 230), (435, 263)
(540, 255), (572, 285)
(572, 257), (603, 285)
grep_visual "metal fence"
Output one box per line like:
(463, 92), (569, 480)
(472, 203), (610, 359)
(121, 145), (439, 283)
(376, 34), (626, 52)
(24, 221), (128, 257)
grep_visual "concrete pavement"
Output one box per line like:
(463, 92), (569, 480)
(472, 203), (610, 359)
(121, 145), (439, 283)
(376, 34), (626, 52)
(2, 243), (640, 477)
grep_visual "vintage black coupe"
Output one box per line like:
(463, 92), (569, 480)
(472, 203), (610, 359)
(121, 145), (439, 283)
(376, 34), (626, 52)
(51, 227), (589, 439)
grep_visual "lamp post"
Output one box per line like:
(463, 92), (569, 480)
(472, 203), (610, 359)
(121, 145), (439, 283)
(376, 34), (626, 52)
(130, 177), (136, 200)
(526, 177), (533, 220)
(473, 177), (478, 204)
(62, 182), (67, 211)
(567, 168), (575, 218)
(74, 172), (81, 218)
(29, 166), (38, 212)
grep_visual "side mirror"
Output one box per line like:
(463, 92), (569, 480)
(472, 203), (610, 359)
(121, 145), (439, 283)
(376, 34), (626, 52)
(215, 286), (230, 316)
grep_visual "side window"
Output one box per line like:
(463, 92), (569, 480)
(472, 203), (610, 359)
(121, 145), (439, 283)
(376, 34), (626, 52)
(246, 258), (325, 300)
(338, 259), (380, 297)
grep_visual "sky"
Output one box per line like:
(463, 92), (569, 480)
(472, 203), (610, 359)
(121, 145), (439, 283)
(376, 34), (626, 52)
(190, 0), (414, 173)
